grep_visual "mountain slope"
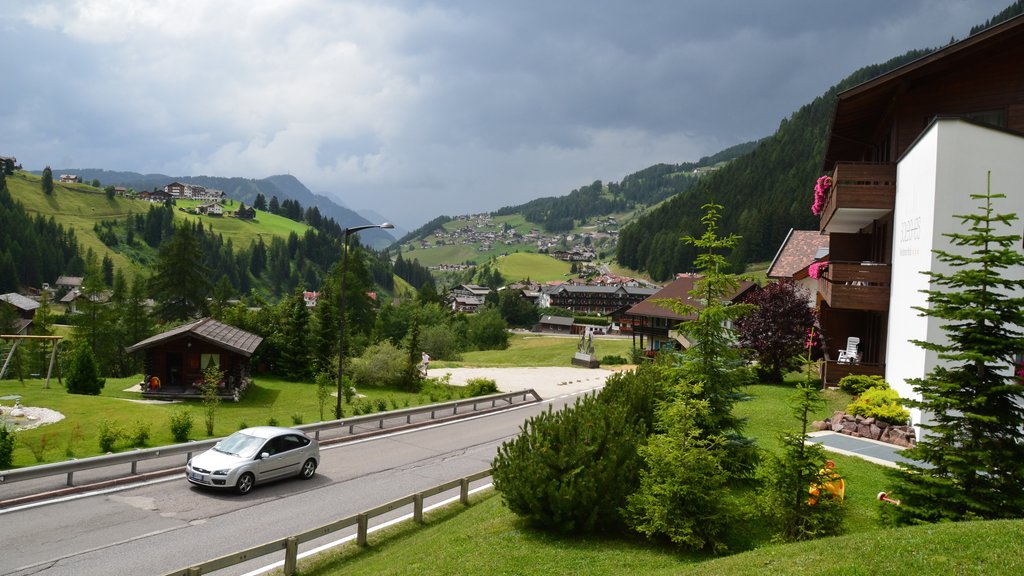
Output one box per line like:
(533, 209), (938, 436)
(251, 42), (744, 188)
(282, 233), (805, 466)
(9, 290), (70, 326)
(44, 169), (396, 249)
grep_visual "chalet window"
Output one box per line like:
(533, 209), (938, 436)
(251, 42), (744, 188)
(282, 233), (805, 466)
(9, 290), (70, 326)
(964, 109), (1007, 128)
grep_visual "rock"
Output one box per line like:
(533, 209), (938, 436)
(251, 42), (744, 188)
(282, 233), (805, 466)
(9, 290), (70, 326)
(812, 420), (830, 431)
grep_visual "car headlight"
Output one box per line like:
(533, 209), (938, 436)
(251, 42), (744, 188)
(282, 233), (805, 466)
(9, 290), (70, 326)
(213, 469), (231, 475)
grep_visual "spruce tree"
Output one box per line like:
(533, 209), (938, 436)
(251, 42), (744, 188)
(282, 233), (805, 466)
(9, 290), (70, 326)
(625, 201), (757, 552)
(151, 222), (211, 322)
(889, 174), (1024, 523)
(41, 166), (54, 195)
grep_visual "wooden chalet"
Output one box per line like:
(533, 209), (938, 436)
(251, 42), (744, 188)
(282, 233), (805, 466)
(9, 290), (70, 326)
(125, 318), (262, 401)
(624, 275), (757, 355)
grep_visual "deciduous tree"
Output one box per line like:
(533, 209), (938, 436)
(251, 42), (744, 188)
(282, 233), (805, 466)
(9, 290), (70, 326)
(735, 280), (816, 382)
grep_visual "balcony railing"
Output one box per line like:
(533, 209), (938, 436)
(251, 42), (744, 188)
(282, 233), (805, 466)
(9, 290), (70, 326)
(822, 360), (885, 387)
(820, 162), (896, 233)
(818, 261), (890, 311)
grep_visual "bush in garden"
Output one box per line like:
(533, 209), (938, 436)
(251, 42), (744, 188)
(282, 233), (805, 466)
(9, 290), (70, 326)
(0, 425), (16, 468)
(492, 365), (667, 534)
(465, 377), (499, 397)
(349, 341), (407, 388)
(600, 354), (629, 365)
(837, 374), (888, 396)
(65, 340), (105, 395)
(846, 386), (909, 423)
(130, 420), (151, 447)
(98, 419), (126, 452)
(169, 408), (194, 443)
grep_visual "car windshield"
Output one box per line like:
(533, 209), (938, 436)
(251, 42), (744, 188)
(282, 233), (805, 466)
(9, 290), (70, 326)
(214, 432), (265, 457)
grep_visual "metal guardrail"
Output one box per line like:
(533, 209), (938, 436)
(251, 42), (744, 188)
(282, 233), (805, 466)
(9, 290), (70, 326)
(0, 390), (539, 488)
(163, 469), (493, 576)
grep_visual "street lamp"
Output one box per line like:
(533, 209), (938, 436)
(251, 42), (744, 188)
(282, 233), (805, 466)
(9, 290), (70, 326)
(337, 222), (394, 418)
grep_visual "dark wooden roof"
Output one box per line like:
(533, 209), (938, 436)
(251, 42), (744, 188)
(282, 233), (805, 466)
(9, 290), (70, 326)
(625, 275), (757, 321)
(766, 229), (829, 279)
(539, 315), (575, 326)
(124, 317), (263, 356)
(825, 14), (1024, 170)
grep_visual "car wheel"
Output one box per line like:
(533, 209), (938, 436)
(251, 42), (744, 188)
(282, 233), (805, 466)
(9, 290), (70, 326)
(236, 472), (255, 495)
(300, 458), (317, 479)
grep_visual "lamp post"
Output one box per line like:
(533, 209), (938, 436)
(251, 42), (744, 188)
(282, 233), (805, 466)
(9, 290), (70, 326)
(337, 222), (394, 418)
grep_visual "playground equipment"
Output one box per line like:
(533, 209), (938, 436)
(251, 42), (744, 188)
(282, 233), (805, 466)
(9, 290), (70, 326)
(877, 491), (902, 506)
(808, 459), (846, 506)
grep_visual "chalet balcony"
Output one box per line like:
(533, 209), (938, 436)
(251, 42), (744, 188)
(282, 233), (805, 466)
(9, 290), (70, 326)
(818, 261), (890, 311)
(821, 359), (886, 388)
(819, 162), (896, 234)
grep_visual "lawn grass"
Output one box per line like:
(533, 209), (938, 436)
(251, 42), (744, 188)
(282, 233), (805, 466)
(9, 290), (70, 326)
(307, 490), (1024, 576)
(493, 252), (571, 283)
(437, 333), (635, 368)
(0, 374), (469, 467)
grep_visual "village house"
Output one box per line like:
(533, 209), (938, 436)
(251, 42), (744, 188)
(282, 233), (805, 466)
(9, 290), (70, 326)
(809, 15), (1024, 431)
(447, 284), (492, 313)
(125, 317), (262, 401)
(623, 274), (757, 355)
(538, 283), (657, 316)
(766, 228), (829, 307)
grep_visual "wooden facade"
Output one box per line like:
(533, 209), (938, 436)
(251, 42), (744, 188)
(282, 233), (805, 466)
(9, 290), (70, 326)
(125, 318), (262, 401)
(816, 15), (1024, 385)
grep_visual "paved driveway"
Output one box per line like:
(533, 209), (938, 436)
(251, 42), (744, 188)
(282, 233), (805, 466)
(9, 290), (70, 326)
(432, 366), (618, 399)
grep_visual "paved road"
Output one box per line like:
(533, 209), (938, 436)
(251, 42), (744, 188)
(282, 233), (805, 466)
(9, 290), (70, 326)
(0, 367), (612, 576)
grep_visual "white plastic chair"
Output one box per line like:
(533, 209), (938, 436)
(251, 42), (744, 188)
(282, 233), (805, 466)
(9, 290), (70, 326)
(837, 337), (860, 364)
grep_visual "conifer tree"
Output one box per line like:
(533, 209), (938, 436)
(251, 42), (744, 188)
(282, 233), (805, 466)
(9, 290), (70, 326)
(889, 174), (1024, 523)
(626, 201), (757, 552)
(151, 222), (211, 322)
(41, 166), (54, 195)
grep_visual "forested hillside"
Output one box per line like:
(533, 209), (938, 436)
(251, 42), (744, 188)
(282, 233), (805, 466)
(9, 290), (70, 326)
(44, 169), (396, 249)
(491, 140), (760, 233)
(616, 49), (936, 280)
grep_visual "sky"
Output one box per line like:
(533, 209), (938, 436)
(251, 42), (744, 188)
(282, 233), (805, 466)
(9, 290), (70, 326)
(0, 1), (1012, 229)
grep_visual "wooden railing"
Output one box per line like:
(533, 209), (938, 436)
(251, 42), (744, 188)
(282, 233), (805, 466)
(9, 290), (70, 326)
(820, 162), (896, 232)
(162, 469), (493, 576)
(818, 261), (891, 311)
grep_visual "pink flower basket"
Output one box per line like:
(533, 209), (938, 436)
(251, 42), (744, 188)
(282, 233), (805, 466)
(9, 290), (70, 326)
(811, 175), (832, 216)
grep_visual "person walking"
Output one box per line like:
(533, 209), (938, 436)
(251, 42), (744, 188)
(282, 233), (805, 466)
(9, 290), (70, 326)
(421, 351), (430, 376)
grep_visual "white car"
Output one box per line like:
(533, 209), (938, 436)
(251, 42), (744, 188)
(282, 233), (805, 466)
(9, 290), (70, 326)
(185, 426), (320, 495)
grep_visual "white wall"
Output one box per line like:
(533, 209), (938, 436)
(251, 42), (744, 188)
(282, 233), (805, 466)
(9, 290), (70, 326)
(886, 119), (1024, 431)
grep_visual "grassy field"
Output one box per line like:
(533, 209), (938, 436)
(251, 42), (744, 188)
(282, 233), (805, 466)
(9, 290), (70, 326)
(492, 252), (571, 283)
(0, 373), (470, 468)
(299, 491), (1024, 576)
(292, 377), (932, 576)
(438, 333), (634, 368)
(7, 171), (311, 281)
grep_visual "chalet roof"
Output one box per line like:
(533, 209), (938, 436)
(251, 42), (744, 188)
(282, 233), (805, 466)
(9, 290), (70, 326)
(766, 229), (829, 279)
(124, 317), (263, 356)
(55, 276), (83, 287)
(0, 293), (39, 312)
(545, 284), (658, 297)
(539, 315), (574, 327)
(825, 14), (1024, 170)
(625, 275), (757, 321)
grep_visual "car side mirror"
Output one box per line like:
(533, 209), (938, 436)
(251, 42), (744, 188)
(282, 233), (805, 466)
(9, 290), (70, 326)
(260, 452), (270, 460)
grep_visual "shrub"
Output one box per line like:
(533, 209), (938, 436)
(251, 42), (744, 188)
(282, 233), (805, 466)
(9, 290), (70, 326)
(267, 416), (279, 426)
(492, 366), (667, 534)
(169, 408), (194, 443)
(238, 421), (249, 430)
(837, 374), (888, 396)
(349, 341), (407, 388)
(600, 354), (629, 365)
(130, 420), (151, 447)
(98, 419), (126, 452)
(0, 425), (16, 468)
(65, 340), (106, 395)
(493, 393), (645, 533)
(846, 387), (909, 423)
(465, 377), (499, 397)
(375, 398), (388, 412)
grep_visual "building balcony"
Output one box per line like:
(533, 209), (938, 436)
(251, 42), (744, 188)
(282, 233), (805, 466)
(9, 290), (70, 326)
(819, 163), (896, 234)
(821, 360), (886, 388)
(818, 261), (890, 311)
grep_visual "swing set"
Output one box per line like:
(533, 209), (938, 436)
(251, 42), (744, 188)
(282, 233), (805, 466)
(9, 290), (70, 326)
(0, 334), (65, 388)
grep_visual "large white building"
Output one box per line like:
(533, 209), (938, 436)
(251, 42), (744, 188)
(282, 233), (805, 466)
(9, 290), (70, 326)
(813, 14), (1024, 433)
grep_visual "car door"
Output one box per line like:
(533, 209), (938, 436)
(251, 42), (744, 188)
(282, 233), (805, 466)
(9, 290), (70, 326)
(255, 435), (304, 480)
